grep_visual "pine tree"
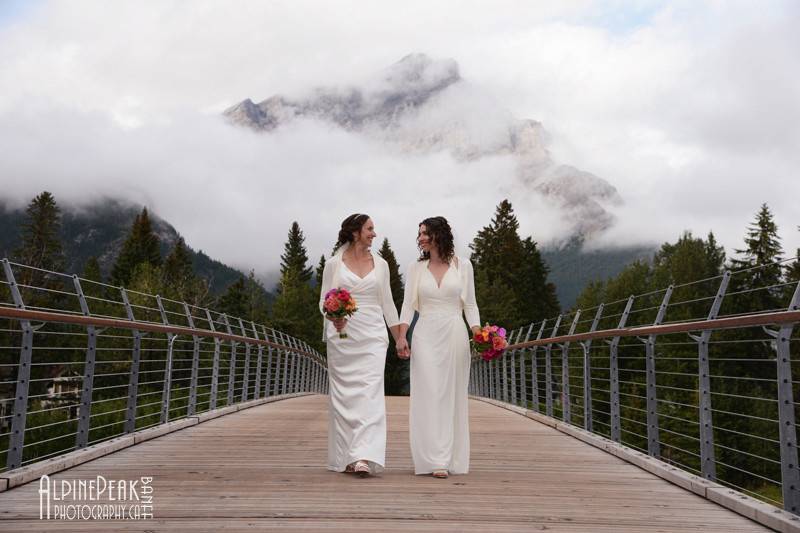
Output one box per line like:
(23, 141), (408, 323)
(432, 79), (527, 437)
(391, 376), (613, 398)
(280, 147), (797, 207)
(470, 200), (560, 328)
(82, 257), (102, 283)
(244, 270), (270, 324)
(729, 204), (783, 312)
(79, 256), (106, 303)
(15, 191), (65, 272)
(111, 208), (162, 287)
(315, 255), (326, 287)
(216, 276), (249, 319)
(161, 237), (195, 301)
(280, 222), (313, 283)
(271, 222), (318, 348)
(378, 238), (408, 395)
(14, 191), (65, 306)
(784, 227), (800, 303)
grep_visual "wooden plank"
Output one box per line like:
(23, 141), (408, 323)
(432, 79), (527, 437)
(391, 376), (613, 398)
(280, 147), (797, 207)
(0, 395), (770, 531)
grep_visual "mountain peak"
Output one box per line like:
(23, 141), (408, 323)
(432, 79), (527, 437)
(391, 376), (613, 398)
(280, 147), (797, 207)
(222, 53), (623, 239)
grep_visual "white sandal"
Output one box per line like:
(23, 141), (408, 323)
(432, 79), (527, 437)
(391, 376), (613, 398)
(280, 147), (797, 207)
(432, 469), (449, 478)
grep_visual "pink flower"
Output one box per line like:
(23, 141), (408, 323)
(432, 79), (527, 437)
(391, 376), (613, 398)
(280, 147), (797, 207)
(492, 336), (507, 350)
(325, 298), (341, 312)
(497, 327), (506, 337)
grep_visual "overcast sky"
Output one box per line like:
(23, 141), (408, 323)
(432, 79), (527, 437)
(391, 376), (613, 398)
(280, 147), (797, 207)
(0, 0), (798, 284)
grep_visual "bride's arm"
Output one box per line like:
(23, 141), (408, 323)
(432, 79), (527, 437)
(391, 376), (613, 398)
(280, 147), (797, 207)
(463, 259), (481, 333)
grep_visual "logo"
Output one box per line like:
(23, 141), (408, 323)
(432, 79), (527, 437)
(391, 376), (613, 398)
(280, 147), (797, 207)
(39, 475), (154, 520)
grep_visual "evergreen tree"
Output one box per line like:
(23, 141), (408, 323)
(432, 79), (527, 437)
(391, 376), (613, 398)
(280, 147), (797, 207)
(470, 200), (560, 329)
(280, 222), (313, 283)
(14, 191), (65, 305)
(111, 208), (162, 287)
(82, 256), (102, 283)
(271, 222), (319, 349)
(729, 204), (783, 312)
(80, 256), (106, 303)
(315, 255), (326, 287)
(244, 270), (270, 324)
(15, 191), (65, 271)
(378, 238), (408, 395)
(650, 231), (726, 321)
(216, 276), (248, 319)
(783, 227), (799, 304)
(161, 237), (195, 301)
(704, 232), (726, 277)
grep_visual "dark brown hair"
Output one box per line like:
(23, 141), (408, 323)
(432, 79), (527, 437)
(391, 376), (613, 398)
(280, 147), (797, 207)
(418, 216), (454, 263)
(337, 213), (371, 247)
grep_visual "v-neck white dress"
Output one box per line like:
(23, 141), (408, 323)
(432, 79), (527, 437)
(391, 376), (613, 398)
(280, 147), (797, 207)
(325, 263), (389, 473)
(409, 265), (472, 474)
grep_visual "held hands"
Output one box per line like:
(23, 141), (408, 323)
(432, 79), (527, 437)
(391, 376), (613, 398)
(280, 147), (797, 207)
(396, 337), (410, 359)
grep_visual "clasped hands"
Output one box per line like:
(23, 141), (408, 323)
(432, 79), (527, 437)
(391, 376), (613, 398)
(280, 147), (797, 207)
(396, 337), (410, 360)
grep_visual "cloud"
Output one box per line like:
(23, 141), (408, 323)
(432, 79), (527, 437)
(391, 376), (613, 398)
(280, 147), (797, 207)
(0, 0), (798, 284)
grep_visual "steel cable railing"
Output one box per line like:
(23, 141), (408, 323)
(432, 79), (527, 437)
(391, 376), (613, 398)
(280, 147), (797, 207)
(0, 258), (328, 473)
(470, 260), (800, 515)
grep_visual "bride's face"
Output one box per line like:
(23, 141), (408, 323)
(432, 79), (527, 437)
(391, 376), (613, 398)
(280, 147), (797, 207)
(355, 218), (376, 248)
(417, 224), (433, 252)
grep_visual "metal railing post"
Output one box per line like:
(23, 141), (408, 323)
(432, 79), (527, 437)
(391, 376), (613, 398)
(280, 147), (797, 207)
(519, 323), (534, 407)
(545, 315), (562, 417)
(262, 326), (273, 398)
(765, 279), (800, 514)
(205, 310), (221, 410)
(580, 305), (604, 432)
(511, 329), (524, 405)
(641, 286), (673, 458)
(3, 259), (32, 470)
(252, 322), (263, 400)
(689, 272), (730, 481)
(121, 289), (141, 434)
(222, 315), (237, 406)
(530, 321), (546, 413)
(73, 276), (96, 448)
(184, 304), (200, 416)
(608, 296), (634, 443)
(157, 296), (177, 424)
(279, 331), (290, 395)
(560, 312), (581, 424)
(237, 318), (251, 402)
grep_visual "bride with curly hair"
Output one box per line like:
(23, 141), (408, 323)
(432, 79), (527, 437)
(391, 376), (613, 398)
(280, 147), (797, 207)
(397, 216), (481, 478)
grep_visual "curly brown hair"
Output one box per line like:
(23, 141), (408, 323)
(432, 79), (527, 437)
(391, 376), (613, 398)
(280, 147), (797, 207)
(417, 216), (455, 263)
(337, 213), (370, 248)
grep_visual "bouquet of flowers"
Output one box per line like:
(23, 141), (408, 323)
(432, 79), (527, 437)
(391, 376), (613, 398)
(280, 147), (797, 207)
(323, 288), (358, 339)
(472, 323), (508, 361)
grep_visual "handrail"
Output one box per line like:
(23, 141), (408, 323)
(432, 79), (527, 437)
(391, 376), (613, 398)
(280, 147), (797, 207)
(506, 310), (800, 350)
(0, 307), (318, 358)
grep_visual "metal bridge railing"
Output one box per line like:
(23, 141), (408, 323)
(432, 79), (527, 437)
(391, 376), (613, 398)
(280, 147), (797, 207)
(470, 259), (800, 515)
(0, 258), (328, 473)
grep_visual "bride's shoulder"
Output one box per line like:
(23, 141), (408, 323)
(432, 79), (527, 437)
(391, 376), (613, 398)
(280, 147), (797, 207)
(454, 256), (472, 269)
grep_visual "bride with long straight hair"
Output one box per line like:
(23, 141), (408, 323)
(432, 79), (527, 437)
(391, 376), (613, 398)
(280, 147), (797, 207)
(397, 216), (481, 478)
(318, 213), (409, 476)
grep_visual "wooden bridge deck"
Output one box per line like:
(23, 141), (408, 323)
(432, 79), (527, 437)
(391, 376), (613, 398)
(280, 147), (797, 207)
(0, 395), (767, 531)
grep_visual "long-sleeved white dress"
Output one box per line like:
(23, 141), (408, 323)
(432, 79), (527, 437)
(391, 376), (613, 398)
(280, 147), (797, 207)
(319, 246), (400, 473)
(400, 257), (480, 475)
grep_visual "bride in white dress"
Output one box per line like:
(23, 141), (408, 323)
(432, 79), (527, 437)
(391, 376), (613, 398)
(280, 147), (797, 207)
(319, 214), (408, 477)
(397, 216), (481, 478)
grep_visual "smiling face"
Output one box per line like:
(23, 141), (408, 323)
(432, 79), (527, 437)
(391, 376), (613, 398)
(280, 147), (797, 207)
(417, 224), (433, 253)
(355, 217), (376, 248)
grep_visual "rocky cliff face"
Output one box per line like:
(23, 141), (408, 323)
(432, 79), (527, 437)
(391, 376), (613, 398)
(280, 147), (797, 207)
(224, 53), (621, 237)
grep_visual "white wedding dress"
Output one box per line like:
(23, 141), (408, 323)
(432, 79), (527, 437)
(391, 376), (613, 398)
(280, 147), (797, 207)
(325, 263), (389, 473)
(408, 263), (475, 474)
